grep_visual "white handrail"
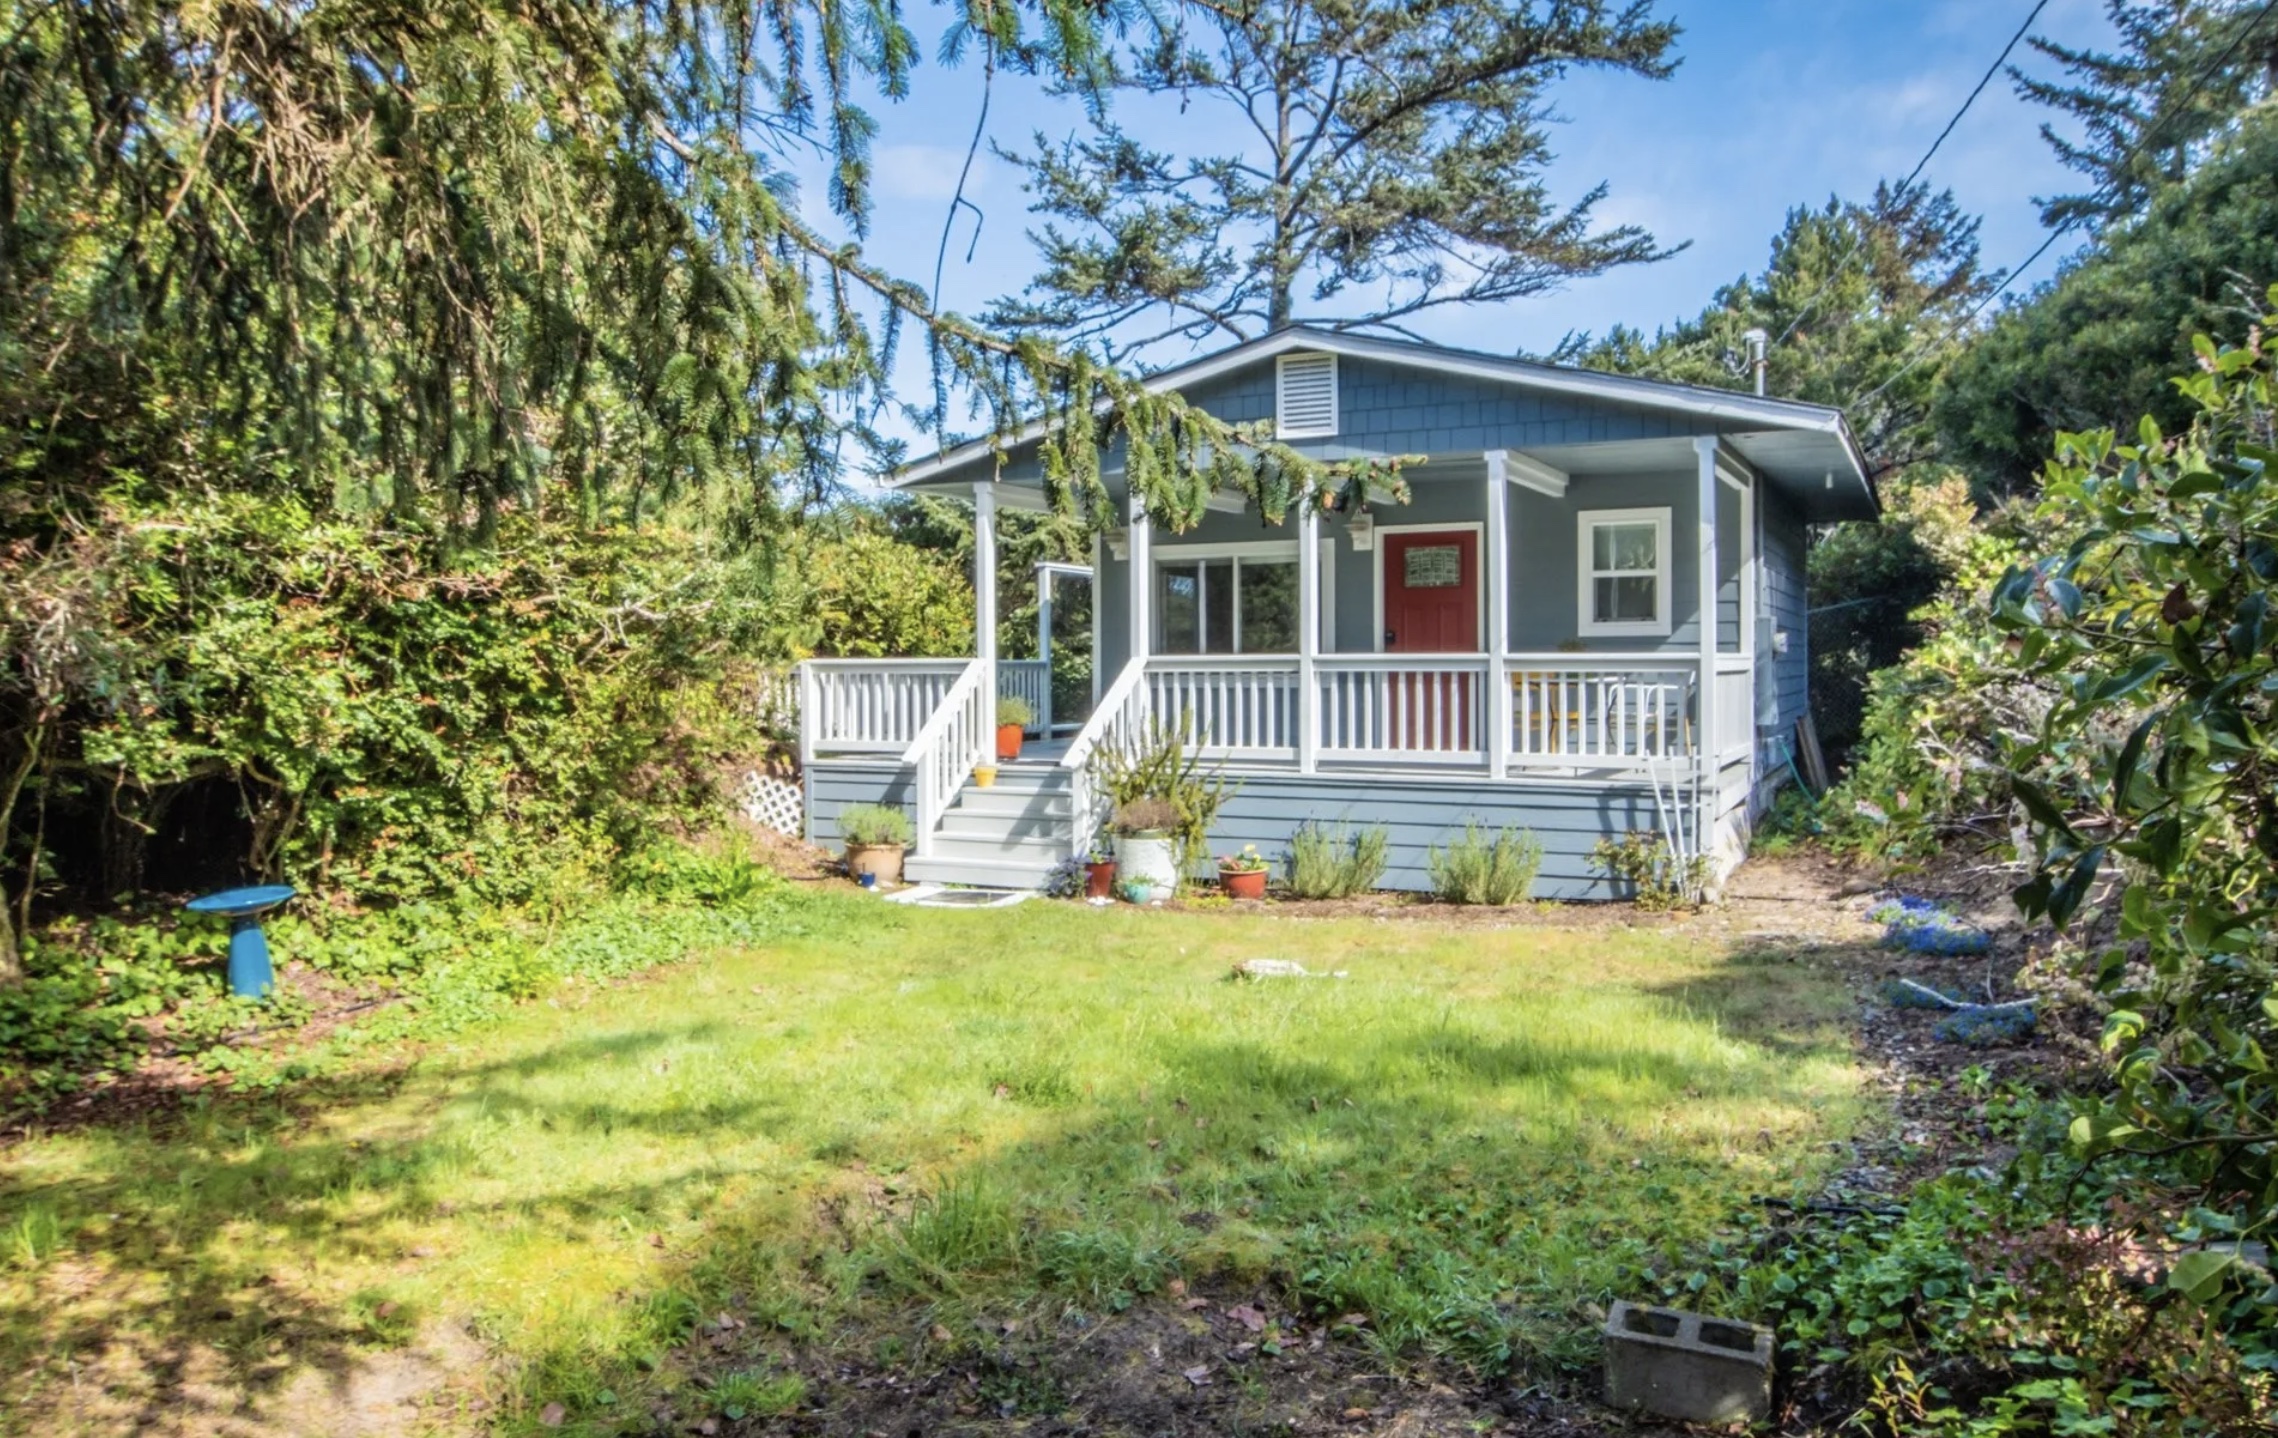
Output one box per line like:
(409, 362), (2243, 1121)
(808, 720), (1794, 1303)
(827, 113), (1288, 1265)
(1061, 657), (1151, 860)
(901, 658), (990, 859)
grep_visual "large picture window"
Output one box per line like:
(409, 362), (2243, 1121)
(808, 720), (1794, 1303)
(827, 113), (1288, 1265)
(1155, 550), (1302, 654)
(1576, 508), (1672, 637)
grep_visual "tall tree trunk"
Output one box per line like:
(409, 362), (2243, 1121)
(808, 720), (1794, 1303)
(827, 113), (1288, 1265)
(0, 729), (40, 989)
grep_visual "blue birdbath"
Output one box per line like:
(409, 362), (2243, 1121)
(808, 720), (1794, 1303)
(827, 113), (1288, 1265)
(184, 885), (297, 999)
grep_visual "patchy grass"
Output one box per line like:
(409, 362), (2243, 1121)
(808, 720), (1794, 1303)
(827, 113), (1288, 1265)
(0, 895), (1867, 1435)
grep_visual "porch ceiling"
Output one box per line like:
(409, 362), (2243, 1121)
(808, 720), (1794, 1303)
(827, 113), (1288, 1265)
(1515, 434), (1874, 520)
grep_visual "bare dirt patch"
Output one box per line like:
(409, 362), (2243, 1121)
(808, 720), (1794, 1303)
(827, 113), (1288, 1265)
(682, 1287), (1681, 1438)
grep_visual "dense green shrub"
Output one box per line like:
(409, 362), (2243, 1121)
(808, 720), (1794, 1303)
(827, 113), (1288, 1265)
(1283, 822), (1389, 899)
(1994, 310), (2278, 1262)
(1428, 823), (1542, 906)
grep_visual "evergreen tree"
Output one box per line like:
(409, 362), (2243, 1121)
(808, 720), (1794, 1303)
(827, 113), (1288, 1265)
(986, 0), (1681, 361)
(1934, 110), (2278, 495)
(1554, 181), (1994, 475)
(2013, 0), (2278, 228)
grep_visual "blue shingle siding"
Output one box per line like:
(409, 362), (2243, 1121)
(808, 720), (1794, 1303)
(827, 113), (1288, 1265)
(806, 762), (914, 848)
(1761, 484), (1810, 735)
(1206, 774), (1657, 900)
(1179, 355), (1699, 458)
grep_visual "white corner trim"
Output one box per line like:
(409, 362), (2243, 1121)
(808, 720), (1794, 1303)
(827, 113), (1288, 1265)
(1576, 507), (1674, 638)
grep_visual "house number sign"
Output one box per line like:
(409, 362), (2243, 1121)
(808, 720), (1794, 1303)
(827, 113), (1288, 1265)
(1404, 545), (1463, 588)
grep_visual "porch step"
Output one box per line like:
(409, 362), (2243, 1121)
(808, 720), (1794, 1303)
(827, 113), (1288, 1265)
(903, 854), (1064, 889)
(951, 787), (1076, 820)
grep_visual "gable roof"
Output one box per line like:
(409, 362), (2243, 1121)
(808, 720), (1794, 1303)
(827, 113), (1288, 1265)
(893, 325), (1876, 520)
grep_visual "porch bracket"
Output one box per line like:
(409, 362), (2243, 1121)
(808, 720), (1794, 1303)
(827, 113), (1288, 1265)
(1501, 450), (1569, 499)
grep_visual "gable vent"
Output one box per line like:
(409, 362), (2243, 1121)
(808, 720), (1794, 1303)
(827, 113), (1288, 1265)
(1275, 352), (1339, 439)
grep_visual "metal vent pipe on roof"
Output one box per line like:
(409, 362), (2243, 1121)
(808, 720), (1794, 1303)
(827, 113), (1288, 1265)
(1741, 328), (1769, 397)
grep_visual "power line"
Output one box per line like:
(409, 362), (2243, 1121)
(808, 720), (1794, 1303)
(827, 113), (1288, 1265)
(1770, 0), (2050, 350)
(1845, 0), (2278, 417)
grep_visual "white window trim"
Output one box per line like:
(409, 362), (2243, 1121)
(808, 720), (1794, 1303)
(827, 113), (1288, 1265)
(1151, 540), (1307, 655)
(1577, 507), (1673, 638)
(1275, 352), (1339, 439)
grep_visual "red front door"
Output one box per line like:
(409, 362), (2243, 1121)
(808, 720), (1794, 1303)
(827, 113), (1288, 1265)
(1382, 530), (1479, 652)
(1380, 530), (1480, 751)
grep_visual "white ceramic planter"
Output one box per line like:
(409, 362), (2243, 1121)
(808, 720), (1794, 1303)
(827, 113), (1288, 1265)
(1113, 833), (1179, 901)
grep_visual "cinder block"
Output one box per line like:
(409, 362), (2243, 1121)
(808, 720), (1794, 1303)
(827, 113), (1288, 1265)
(1603, 1300), (1773, 1425)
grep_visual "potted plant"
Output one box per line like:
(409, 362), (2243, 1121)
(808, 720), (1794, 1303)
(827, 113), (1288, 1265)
(1217, 844), (1269, 900)
(838, 803), (914, 886)
(1110, 798), (1181, 902)
(996, 696), (1034, 761)
(1084, 842), (1117, 900)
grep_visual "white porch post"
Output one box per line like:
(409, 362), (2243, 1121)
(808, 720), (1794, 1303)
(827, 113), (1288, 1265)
(1127, 485), (1153, 668)
(1484, 452), (1512, 779)
(973, 483), (998, 706)
(1693, 437), (1721, 850)
(1034, 564), (1054, 737)
(1298, 496), (1321, 775)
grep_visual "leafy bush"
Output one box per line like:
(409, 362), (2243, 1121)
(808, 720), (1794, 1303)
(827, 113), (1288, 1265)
(1283, 822), (1389, 899)
(1588, 831), (1704, 911)
(1427, 823), (1541, 906)
(1992, 308), (2278, 1256)
(836, 804), (913, 848)
(995, 695), (1035, 729)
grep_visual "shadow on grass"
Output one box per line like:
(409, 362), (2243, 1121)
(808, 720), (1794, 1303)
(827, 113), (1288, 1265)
(0, 1020), (755, 1431)
(1, 926), (1864, 1433)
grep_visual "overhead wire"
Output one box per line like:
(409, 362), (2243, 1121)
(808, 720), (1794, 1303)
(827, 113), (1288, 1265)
(1844, 0), (2278, 416)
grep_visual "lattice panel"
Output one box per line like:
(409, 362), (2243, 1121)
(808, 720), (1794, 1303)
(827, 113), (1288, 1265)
(741, 771), (804, 836)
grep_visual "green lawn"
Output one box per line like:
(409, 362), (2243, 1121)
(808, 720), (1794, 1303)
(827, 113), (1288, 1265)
(1, 896), (1866, 1435)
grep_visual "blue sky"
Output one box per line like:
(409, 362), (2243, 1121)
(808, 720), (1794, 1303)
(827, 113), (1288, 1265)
(791, 0), (2115, 465)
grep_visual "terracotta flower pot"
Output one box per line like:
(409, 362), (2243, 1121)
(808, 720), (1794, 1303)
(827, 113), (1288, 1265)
(845, 842), (904, 886)
(996, 723), (1025, 761)
(1219, 867), (1268, 900)
(1085, 860), (1117, 899)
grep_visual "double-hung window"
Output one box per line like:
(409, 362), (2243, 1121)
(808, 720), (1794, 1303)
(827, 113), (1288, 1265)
(1577, 508), (1672, 637)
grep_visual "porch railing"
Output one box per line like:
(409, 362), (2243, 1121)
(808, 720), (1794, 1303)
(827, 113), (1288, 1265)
(1148, 657), (1303, 761)
(900, 659), (991, 858)
(1062, 657), (1152, 858)
(997, 658), (1052, 734)
(809, 652), (1733, 796)
(1508, 654), (1696, 764)
(1316, 655), (1485, 762)
(797, 658), (969, 762)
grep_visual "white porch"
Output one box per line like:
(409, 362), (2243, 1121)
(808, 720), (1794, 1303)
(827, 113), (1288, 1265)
(796, 437), (1767, 888)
